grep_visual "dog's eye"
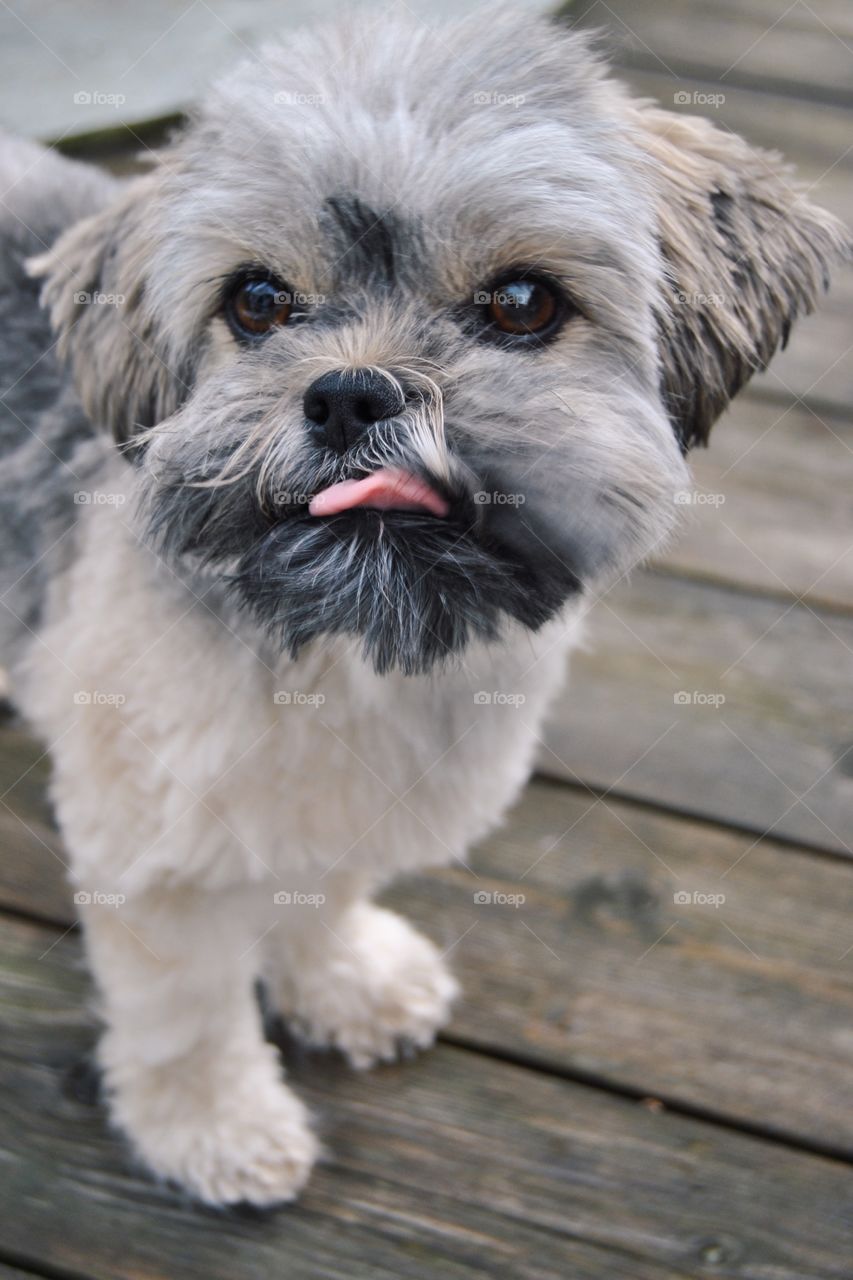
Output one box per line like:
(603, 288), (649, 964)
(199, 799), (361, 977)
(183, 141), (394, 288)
(225, 273), (292, 340)
(478, 275), (567, 343)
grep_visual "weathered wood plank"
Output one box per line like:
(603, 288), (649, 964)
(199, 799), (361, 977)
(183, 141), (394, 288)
(396, 779), (853, 1152)
(1, 0), (552, 142)
(8, 0), (851, 141)
(569, 0), (853, 103)
(0, 722), (71, 923)
(2, 720), (852, 1153)
(540, 572), (853, 854)
(2, 912), (852, 1280)
(750, 271), (853, 411)
(658, 392), (853, 608)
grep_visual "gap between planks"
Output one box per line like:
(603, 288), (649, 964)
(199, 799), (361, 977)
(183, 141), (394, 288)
(2, 911), (853, 1280)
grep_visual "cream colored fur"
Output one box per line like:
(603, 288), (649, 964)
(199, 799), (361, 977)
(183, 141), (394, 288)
(21, 456), (577, 1203)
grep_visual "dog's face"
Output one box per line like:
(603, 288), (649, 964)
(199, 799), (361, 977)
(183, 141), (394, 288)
(33, 8), (846, 674)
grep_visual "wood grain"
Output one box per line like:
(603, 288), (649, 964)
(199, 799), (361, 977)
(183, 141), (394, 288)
(0, 0), (551, 142)
(2, 913), (852, 1280)
(750, 274), (853, 411)
(539, 572), (853, 854)
(658, 392), (853, 609)
(394, 779), (853, 1152)
(0, 723), (71, 922)
(567, 0), (853, 103)
(0, 1269), (57, 1280)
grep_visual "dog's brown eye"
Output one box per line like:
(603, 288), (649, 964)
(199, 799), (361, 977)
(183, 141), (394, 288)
(487, 279), (558, 335)
(225, 274), (292, 340)
(475, 274), (569, 345)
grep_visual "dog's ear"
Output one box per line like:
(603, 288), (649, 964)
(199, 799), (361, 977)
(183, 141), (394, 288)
(28, 172), (192, 444)
(632, 105), (849, 449)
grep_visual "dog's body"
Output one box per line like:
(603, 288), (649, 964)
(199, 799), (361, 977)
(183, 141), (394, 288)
(0, 7), (845, 1205)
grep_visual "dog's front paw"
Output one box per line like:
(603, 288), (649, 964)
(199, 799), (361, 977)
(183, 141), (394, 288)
(106, 1042), (318, 1206)
(273, 904), (459, 1068)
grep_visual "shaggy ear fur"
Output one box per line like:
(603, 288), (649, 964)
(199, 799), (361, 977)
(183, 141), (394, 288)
(28, 173), (192, 444)
(633, 106), (849, 449)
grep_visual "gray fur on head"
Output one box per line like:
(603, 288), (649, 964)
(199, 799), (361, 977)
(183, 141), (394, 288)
(19, 5), (849, 673)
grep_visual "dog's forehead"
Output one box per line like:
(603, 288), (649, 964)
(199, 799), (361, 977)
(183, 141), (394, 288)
(188, 9), (643, 288)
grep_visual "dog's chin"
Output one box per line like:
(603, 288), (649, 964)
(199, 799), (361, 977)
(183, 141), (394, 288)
(229, 507), (579, 676)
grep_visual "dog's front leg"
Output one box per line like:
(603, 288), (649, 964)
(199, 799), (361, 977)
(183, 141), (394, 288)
(263, 887), (459, 1069)
(78, 890), (318, 1206)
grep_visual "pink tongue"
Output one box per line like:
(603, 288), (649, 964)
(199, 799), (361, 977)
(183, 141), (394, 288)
(308, 468), (449, 518)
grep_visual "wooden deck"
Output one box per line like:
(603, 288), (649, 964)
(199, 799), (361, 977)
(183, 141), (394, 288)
(1, 2), (852, 1277)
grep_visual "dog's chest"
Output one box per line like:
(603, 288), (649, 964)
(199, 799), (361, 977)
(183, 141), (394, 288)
(198, 626), (574, 887)
(23, 499), (577, 892)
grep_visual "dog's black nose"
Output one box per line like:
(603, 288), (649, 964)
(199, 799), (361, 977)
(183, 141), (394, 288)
(303, 369), (404, 453)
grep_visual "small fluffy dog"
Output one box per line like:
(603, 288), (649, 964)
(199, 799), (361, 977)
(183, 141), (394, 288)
(0, 5), (846, 1205)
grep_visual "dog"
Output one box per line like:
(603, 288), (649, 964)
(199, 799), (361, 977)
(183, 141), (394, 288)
(0, 4), (846, 1206)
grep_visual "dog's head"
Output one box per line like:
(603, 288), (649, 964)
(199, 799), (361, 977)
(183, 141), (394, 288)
(31, 7), (847, 673)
